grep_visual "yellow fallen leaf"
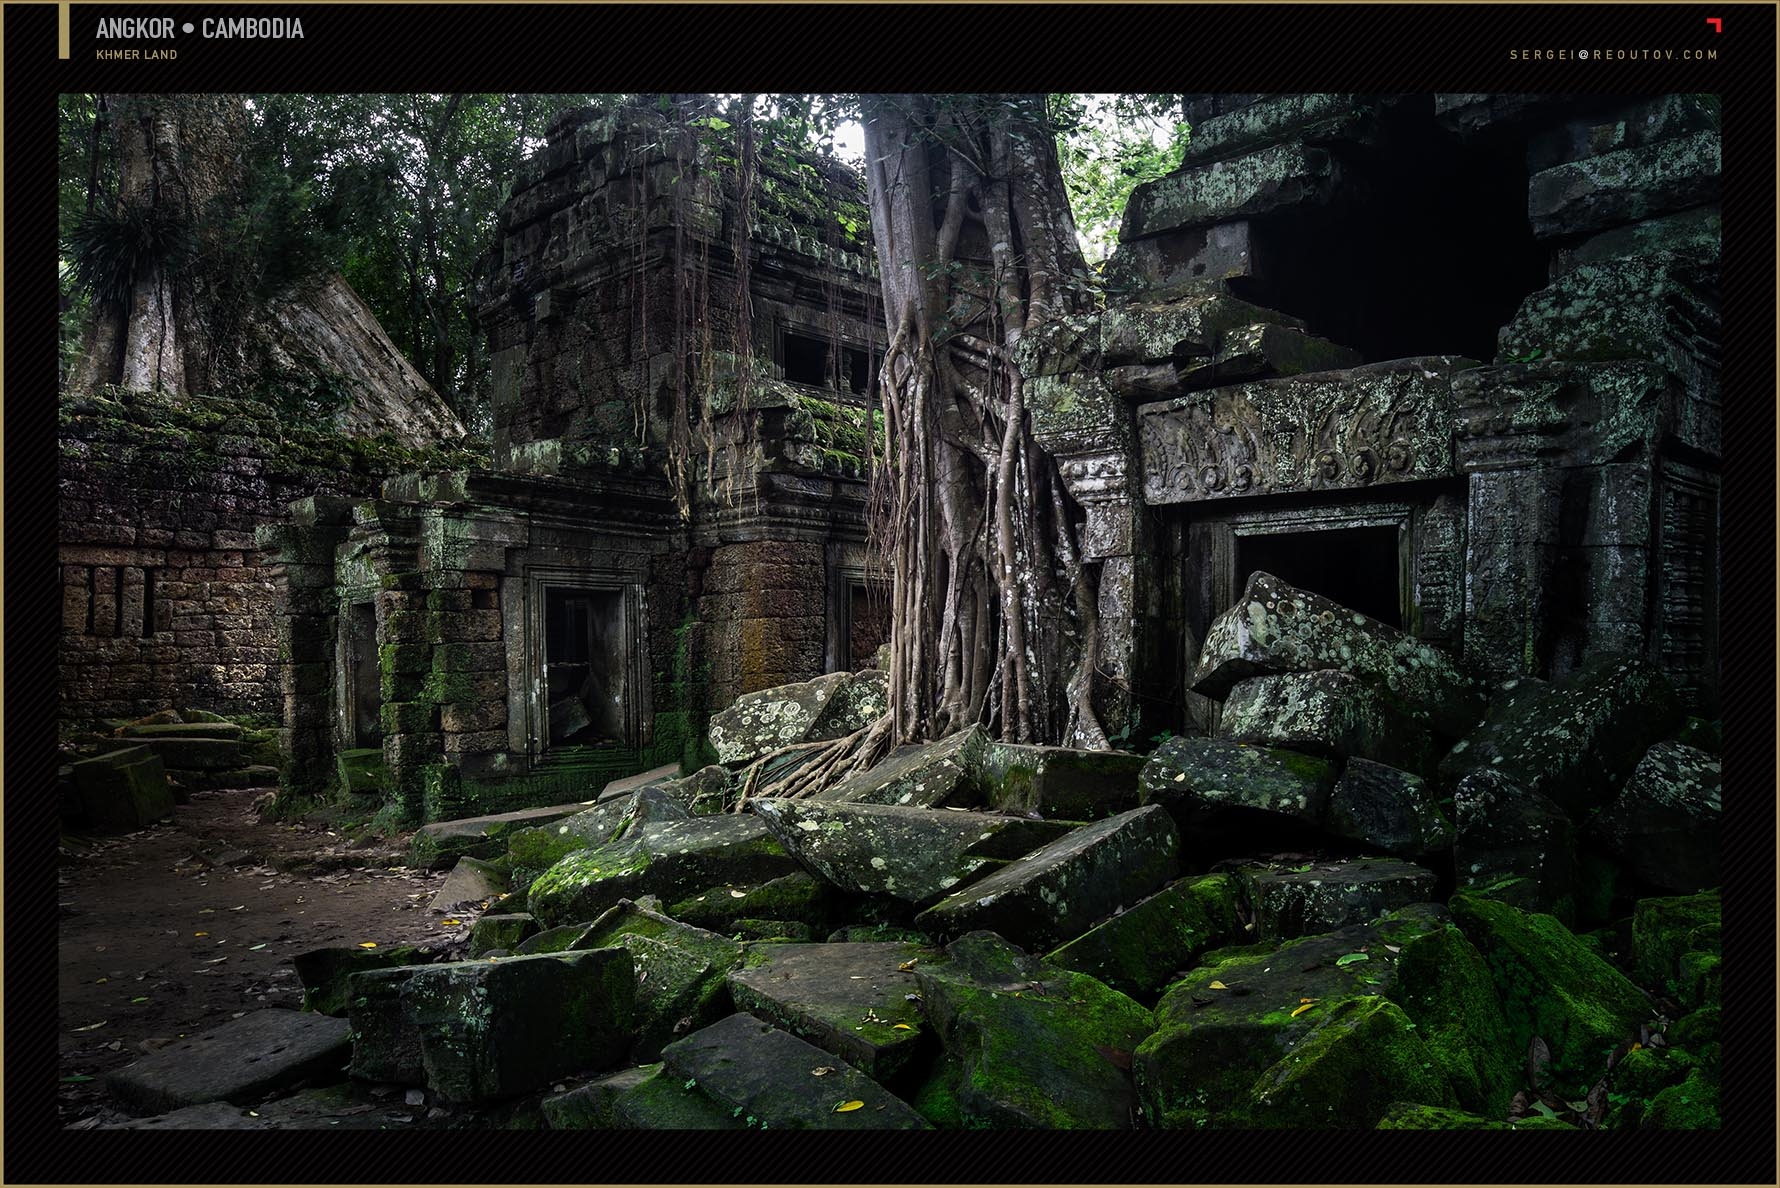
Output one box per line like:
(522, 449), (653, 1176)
(897, 959), (919, 971)
(441, 919), (461, 926)
(1291, 1002), (1317, 1017)
(833, 1100), (865, 1113)
(1209, 980), (1228, 990)
(94, 978), (109, 985)
(73, 1021), (108, 1032)
(194, 932), (208, 937)
(811, 1066), (835, 1076)
(358, 942), (378, 949)
(728, 889), (747, 898)
(892, 1023), (914, 1031)
(1299, 997), (1315, 1003)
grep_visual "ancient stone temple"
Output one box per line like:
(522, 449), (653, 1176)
(1110, 94), (1720, 731)
(261, 104), (889, 818)
(258, 93), (1719, 822)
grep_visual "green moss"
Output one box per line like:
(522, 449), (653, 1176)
(1376, 1102), (1510, 1129)
(1271, 747), (1337, 783)
(1631, 890), (1720, 993)
(1387, 924), (1517, 1117)
(1642, 1068), (1718, 1129)
(1450, 893), (1653, 1094)
(1246, 997), (1454, 1127)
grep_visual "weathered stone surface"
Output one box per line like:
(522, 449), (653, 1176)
(429, 855), (507, 913)
(728, 942), (932, 1082)
(1526, 130), (1719, 239)
(543, 1063), (745, 1130)
(1451, 768), (1576, 915)
(468, 913), (538, 957)
(916, 805), (1180, 951)
(750, 798), (1063, 906)
(402, 949), (636, 1103)
(1135, 904), (1463, 1128)
(819, 725), (987, 808)
(1438, 653), (1683, 817)
(1449, 894), (1651, 1092)
(1630, 890), (1719, 1001)
(596, 761), (680, 801)
(1186, 321), (1364, 386)
(809, 667), (889, 739)
(1099, 294), (1301, 365)
(1103, 221), (1257, 299)
(980, 743), (1146, 819)
(293, 944), (430, 1016)
(1241, 857), (1437, 940)
(1045, 875), (1241, 1001)
(1590, 742), (1720, 892)
(1193, 571), (1483, 736)
(1526, 95), (1720, 172)
(412, 801), (593, 869)
(132, 735), (246, 770)
(345, 966), (425, 1083)
(107, 1009), (350, 1114)
(659, 1013), (929, 1129)
(1324, 758), (1454, 857)
(1138, 735), (1334, 832)
(1178, 93), (1375, 164)
(527, 814), (799, 928)
(507, 786), (690, 885)
(68, 746), (173, 833)
(1121, 142), (1336, 240)
(1217, 671), (1437, 776)
(122, 720), (245, 739)
(1554, 204), (1719, 275)
(669, 763), (735, 816)
(914, 932), (1152, 1129)
(1138, 358), (1472, 505)
(706, 672), (849, 765)
(663, 871), (830, 936)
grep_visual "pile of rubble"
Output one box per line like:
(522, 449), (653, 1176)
(60, 710), (281, 834)
(96, 574), (1720, 1130)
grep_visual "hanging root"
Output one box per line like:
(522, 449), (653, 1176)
(730, 714), (896, 812)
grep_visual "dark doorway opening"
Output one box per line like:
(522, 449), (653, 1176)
(544, 586), (626, 746)
(782, 331), (831, 387)
(847, 580), (891, 669)
(1237, 526), (1402, 627)
(347, 602), (382, 748)
(1228, 99), (1550, 364)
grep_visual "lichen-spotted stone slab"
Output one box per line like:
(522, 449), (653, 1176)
(1191, 570), (1483, 737)
(1045, 875), (1242, 1000)
(1324, 757), (1454, 857)
(1241, 856), (1437, 941)
(727, 942), (934, 1082)
(750, 798), (1066, 905)
(818, 725), (988, 808)
(1590, 741), (1720, 892)
(706, 672), (850, 765)
(1120, 141), (1336, 239)
(915, 805), (1180, 952)
(659, 1013), (929, 1129)
(1138, 734), (1334, 830)
(980, 743), (1147, 820)
(106, 1009), (350, 1114)
(1217, 670), (1438, 776)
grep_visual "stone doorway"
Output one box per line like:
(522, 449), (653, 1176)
(346, 602), (381, 749)
(541, 586), (627, 747)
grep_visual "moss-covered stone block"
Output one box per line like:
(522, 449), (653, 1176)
(293, 944), (428, 1017)
(915, 932), (1152, 1129)
(379, 701), (436, 736)
(468, 913), (538, 957)
(1218, 670), (1438, 777)
(1641, 1067), (1718, 1129)
(665, 872), (830, 936)
(1630, 890), (1720, 995)
(1045, 874), (1241, 1001)
(1248, 996), (1455, 1127)
(1449, 893), (1652, 1093)
(1387, 923), (1518, 1118)
(377, 643), (432, 674)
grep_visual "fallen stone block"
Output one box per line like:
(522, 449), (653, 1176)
(1121, 141), (1337, 240)
(507, 786), (690, 884)
(107, 1009), (350, 1114)
(750, 798), (1067, 906)
(1240, 856), (1437, 940)
(659, 1013), (929, 1129)
(1135, 904), (1471, 1128)
(68, 747), (173, 833)
(1217, 670), (1438, 776)
(916, 805), (1180, 951)
(402, 949), (636, 1103)
(574, 900), (745, 1055)
(914, 932), (1152, 1129)
(1100, 293), (1302, 365)
(1449, 893), (1652, 1092)
(706, 672), (851, 765)
(1452, 768), (1577, 916)
(1590, 741), (1720, 892)
(1045, 874), (1241, 1001)
(121, 721), (245, 740)
(1138, 734), (1335, 837)
(596, 761), (681, 801)
(468, 913), (538, 957)
(411, 801), (595, 869)
(345, 966), (427, 1084)
(728, 941), (934, 1083)
(1526, 130), (1719, 239)
(1438, 653), (1683, 818)
(429, 855), (508, 913)
(1192, 571), (1483, 736)
(1630, 890), (1720, 1002)
(818, 725), (988, 808)
(293, 944), (431, 1016)
(527, 814), (799, 929)
(543, 1064), (745, 1130)
(1324, 758), (1454, 857)
(132, 735), (247, 771)
(981, 742), (1146, 819)
(665, 872), (831, 936)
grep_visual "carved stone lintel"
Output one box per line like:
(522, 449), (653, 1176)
(1138, 357), (1469, 504)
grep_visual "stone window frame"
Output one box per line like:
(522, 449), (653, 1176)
(516, 566), (648, 757)
(775, 316), (880, 401)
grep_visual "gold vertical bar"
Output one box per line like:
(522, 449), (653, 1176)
(59, 1), (72, 58)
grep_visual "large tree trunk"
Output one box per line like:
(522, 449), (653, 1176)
(68, 94), (464, 448)
(862, 94), (1108, 750)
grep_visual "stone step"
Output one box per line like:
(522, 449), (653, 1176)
(106, 1009), (350, 1114)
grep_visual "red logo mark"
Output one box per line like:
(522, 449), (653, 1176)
(1705, 17), (1722, 32)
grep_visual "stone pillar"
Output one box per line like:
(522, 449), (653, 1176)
(257, 497), (355, 800)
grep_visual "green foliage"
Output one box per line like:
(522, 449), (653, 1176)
(62, 199), (192, 306)
(1052, 94), (1190, 266)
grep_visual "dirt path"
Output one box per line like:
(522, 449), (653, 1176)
(56, 787), (457, 1126)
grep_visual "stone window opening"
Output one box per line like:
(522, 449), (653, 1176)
(780, 327), (878, 397)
